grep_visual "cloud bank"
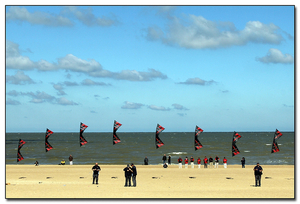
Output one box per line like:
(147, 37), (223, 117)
(6, 41), (167, 82)
(6, 6), (118, 27)
(146, 15), (287, 49)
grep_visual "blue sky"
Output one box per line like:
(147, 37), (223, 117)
(5, 5), (294, 132)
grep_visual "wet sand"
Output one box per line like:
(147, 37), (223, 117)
(5, 164), (294, 199)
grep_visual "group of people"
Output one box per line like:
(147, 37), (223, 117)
(59, 155), (73, 165)
(90, 161), (263, 187)
(177, 156), (228, 169)
(123, 163), (137, 187)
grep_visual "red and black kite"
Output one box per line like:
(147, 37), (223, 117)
(155, 124), (165, 149)
(80, 122), (88, 146)
(17, 139), (26, 162)
(45, 128), (53, 152)
(232, 132), (242, 143)
(195, 126), (203, 150)
(113, 120), (122, 145)
(232, 131), (241, 157)
(271, 129), (283, 153)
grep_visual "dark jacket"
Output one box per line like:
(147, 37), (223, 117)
(131, 165), (137, 176)
(123, 166), (132, 177)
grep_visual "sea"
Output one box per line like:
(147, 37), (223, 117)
(5, 132), (294, 166)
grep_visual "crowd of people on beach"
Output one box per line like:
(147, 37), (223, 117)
(32, 153), (263, 187)
(147, 154), (249, 169)
(175, 155), (228, 169)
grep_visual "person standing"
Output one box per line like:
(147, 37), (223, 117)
(123, 164), (132, 187)
(197, 157), (201, 168)
(204, 156), (208, 168)
(209, 157), (213, 168)
(184, 157), (189, 168)
(253, 163), (263, 187)
(92, 163), (101, 184)
(215, 156), (219, 168)
(190, 156), (195, 168)
(168, 155), (171, 165)
(162, 154), (167, 164)
(241, 157), (246, 168)
(223, 157), (227, 168)
(69, 155), (73, 165)
(144, 157), (149, 165)
(131, 163), (137, 187)
(178, 157), (182, 168)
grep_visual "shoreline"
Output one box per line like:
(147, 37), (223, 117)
(6, 164), (294, 199)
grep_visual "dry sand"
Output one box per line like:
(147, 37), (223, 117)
(5, 164), (294, 199)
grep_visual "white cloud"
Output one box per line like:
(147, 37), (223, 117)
(7, 90), (78, 106)
(172, 103), (189, 110)
(121, 101), (144, 109)
(81, 79), (110, 86)
(6, 98), (21, 105)
(256, 48), (294, 64)
(6, 6), (73, 27)
(178, 77), (216, 85)
(148, 105), (170, 111)
(61, 6), (118, 27)
(6, 41), (168, 82)
(6, 71), (35, 85)
(146, 15), (285, 49)
(56, 97), (78, 105)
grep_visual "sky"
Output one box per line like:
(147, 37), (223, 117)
(5, 5), (295, 132)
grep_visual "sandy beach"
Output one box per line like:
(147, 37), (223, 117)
(5, 164), (294, 199)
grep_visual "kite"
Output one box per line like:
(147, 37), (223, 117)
(232, 131), (241, 157)
(80, 122), (88, 146)
(194, 126), (203, 150)
(274, 129), (283, 140)
(155, 124), (165, 149)
(113, 120), (122, 145)
(45, 128), (53, 152)
(17, 139), (26, 162)
(233, 132), (242, 143)
(232, 142), (240, 156)
(271, 129), (283, 153)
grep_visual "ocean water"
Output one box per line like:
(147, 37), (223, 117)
(5, 132), (294, 166)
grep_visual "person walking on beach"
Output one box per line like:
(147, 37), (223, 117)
(241, 157), (246, 168)
(123, 164), (132, 187)
(253, 163), (263, 187)
(204, 156), (208, 168)
(92, 163), (101, 184)
(69, 155), (73, 165)
(144, 157), (148, 165)
(131, 163), (137, 187)
(223, 157), (227, 168)
(162, 154), (167, 164)
(168, 155), (171, 165)
(190, 156), (195, 168)
(209, 157), (213, 168)
(215, 156), (219, 168)
(197, 157), (201, 168)
(178, 157), (183, 168)
(184, 157), (189, 168)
